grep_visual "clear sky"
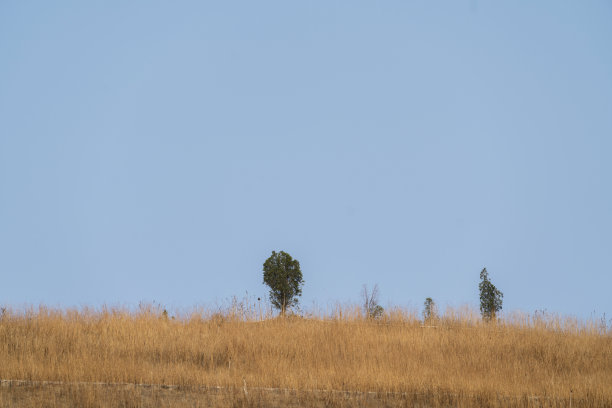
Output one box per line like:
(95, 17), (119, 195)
(1, 1), (611, 319)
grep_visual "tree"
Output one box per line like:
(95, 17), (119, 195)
(423, 297), (437, 322)
(262, 251), (304, 316)
(479, 268), (503, 321)
(362, 284), (384, 319)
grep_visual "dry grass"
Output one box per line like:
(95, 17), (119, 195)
(0, 303), (610, 407)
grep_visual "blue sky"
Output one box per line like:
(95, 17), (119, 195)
(1, 1), (611, 319)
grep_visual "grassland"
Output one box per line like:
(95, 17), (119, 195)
(0, 304), (610, 407)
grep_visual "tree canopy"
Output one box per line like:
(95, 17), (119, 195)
(262, 251), (304, 315)
(423, 297), (437, 322)
(479, 268), (503, 321)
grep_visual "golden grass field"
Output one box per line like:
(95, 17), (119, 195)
(0, 303), (610, 407)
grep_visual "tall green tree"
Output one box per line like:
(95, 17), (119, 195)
(262, 251), (304, 316)
(479, 268), (503, 321)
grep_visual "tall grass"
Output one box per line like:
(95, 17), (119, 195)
(0, 302), (610, 407)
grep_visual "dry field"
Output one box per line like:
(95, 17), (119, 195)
(0, 304), (610, 407)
